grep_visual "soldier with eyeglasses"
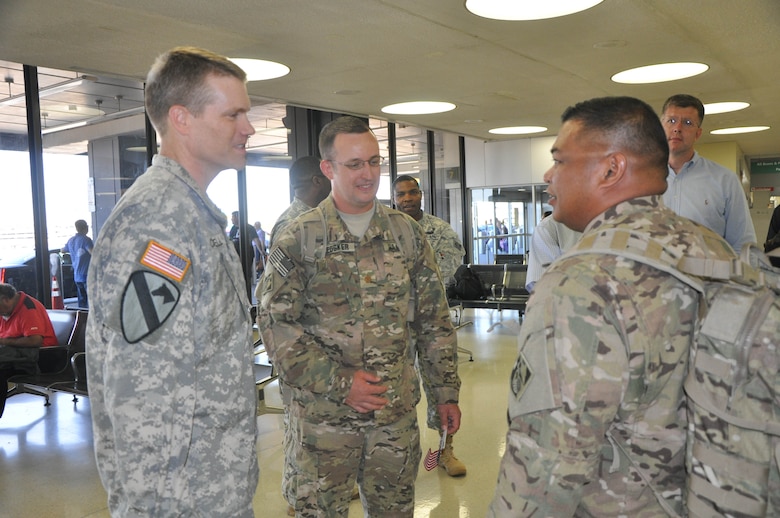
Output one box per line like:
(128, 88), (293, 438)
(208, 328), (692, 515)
(660, 94), (755, 252)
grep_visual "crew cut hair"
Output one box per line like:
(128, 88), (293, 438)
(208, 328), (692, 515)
(318, 116), (372, 160)
(145, 46), (247, 135)
(561, 96), (669, 174)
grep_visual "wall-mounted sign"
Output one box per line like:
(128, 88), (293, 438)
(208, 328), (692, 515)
(751, 186), (774, 191)
(750, 158), (780, 174)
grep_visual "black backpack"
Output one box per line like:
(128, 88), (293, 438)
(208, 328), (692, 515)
(448, 265), (485, 300)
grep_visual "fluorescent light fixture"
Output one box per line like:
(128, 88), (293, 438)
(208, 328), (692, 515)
(42, 105), (145, 135)
(381, 101), (456, 115)
(703, 101), (750, 115)
(489, 126), (547, 135)
(0, 74), (97, 107)
(466, 0), (604, 20)
(229, 58), (290, 81)
(710, 126), (770, 135)
(611, 62), (708, 84)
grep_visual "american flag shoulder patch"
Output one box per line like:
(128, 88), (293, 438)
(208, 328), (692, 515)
(268, 247), (295, 278)
(140, 241), (191, 282)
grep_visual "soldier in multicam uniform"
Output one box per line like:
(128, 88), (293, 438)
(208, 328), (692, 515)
(86, 47), (259, 517)
(392, 174), (467, 477)
(488, 97), (737, 517)
(257, 116), (461, 518)
(269, 155), (331, 249)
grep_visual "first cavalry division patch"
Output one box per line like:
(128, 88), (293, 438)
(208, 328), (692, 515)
(140, 241), (191, 282)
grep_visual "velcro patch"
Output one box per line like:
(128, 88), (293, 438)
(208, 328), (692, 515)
(121, 271), (180, 343)
(140, 241), (190, 282)
(511, 352), (534, 399)
(268, 247), (295, 278)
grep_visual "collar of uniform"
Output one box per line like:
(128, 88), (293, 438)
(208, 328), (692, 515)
(584, 195), (662, 235)
(151, 154), (228, 228)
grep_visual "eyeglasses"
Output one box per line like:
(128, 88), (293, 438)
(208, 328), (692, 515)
(663, 117), (699, 128)
(328, 156), (385, 170)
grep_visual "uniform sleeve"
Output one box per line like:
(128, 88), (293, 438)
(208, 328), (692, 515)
(410, 228), (461, 406)
(489, 271), (627, 517)
(256, 224), (355, 402)
(435, 225), (465, 284)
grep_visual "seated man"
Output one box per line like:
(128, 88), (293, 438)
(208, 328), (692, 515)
(0, 283), (57, 418)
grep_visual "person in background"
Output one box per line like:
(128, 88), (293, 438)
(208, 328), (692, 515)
(258, 116), (460, 517)
(253, 221), (267, 271)
(661, 93), (756, 252)
(489, 96), (736, 516)
(228, 210), (260, 285)
(0, 283), (56, 418)
(524, 213), (581, 292)
(269, 155), (331, 248)
(86, 47), (259, 517)
(392, 174), (467, 477)
(62, 219), (93, 308)
(763, 204), (780, 267)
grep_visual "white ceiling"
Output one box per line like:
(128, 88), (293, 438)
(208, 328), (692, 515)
(1, 0), (779, 160)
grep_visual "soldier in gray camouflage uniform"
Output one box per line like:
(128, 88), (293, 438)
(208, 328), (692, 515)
(257, 116), (461, 517)
(393, 174), (467, 477)
(270, 155), (331, 249)
(489, 97), (737, 517)
(86, 47), (259, 517)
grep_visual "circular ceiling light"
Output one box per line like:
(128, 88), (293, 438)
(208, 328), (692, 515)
(229, 58), (290, 81)
(489, 126), (547, 135)
(611, 62), (708, 84)
(703, 101), (750, 115)
(466, 0), (604, 20)
(381, 101), (456, 115)
(710, 126), (769, 135)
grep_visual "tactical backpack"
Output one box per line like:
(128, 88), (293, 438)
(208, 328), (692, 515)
(448, 264), (485, 301)
(566, 229), (780, 518)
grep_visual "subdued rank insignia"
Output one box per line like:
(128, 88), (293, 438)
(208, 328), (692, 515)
(510, 352), (534, 400)
(121, 270), (180, 344)
(268, 247), (295, 278)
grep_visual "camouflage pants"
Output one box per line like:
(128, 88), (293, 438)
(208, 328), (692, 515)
(288, 406), (421, 517)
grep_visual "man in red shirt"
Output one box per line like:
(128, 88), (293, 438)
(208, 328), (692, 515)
(0, 282), (57, 418)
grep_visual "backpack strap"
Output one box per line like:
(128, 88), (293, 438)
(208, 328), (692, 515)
(300, 207), (328, 263)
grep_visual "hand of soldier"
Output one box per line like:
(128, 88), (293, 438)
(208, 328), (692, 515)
(345, 370), (389, 413)
(437, 403), (461, 434)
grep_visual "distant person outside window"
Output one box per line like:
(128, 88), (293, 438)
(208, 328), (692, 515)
(62, 219), (93, 308)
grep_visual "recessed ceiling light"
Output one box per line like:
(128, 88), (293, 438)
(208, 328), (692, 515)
(611, 62), (708, 84)
(489, 126), (547, 135)
(466, 0), (604, 20)
(229, 58), (290, 81)
(703, 101), (750, 115)
(710, 126), (769, 135)
(381, 101), (456, 115)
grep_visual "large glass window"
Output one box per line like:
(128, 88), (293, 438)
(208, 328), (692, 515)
(469, 185), (549, 265)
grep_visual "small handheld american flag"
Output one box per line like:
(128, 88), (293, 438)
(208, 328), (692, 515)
(423, 428), (447, 471)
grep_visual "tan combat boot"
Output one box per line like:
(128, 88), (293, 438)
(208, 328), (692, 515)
(439, 434), (467, 476)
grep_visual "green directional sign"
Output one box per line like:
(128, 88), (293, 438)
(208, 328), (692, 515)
(750, 158), (780, 174)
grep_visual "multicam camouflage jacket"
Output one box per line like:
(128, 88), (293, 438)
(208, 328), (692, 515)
(257, 196), (460, 427)
(489, 195), (736, 518)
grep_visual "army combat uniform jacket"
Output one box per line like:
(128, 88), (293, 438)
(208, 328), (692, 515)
(86, 156), (259, 517)
(489, 196), (736, 517)
(417, 212), (465, 285)
(257, 196), (460, 428)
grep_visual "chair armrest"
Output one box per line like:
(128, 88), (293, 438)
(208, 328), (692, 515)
(70, 352), (86, 383)
(38, 345), (69, 373)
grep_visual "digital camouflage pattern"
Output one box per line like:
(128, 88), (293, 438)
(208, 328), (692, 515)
(270, 197), (313, 249)
(257, 196), (459, 517)
(417, 212), (465, 286)
(489, 195), (736, 517)
(87, 156), (259, 518)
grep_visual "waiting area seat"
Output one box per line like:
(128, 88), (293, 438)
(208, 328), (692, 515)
(7, 308), (89, 406)
(253, 338), (283, 416)
(450, 264), (529, 332)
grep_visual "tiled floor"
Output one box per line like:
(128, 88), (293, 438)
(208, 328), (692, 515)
(0, 308), (522, 518)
